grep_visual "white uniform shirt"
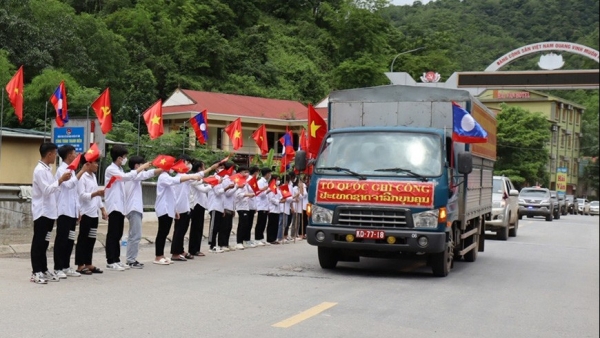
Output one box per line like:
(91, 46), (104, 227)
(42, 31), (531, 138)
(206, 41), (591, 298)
(235, 184), (252, 211)
(190, 181), (211, 209)
(104, 163), (139, 215)
(174, 174), (198, 214)
(54, 161), (80, 218)
(207, 174), (226, 213)
(222, 175), (237, 212)
(155, 172), (181, 218)
(31, 161), (61, 221)
(124, 169), (156, 215)
(302, 185), (308, 211)
(78, 172), (104, 218)
(255, 177), (270, 211)
(293, 186), (304, 213)
(269, 189), (282, 214)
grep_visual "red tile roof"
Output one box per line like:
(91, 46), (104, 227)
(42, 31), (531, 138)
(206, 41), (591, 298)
(163, 89), (327, 120)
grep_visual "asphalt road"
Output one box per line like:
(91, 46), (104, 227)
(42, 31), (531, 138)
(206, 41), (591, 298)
(0, 214), (597, 338)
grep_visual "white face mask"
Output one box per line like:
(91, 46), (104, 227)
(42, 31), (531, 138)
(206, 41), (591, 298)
(186, 163), (193, 170)
(276, 180), (281, 185)
(121, 157), (128, 166)
(169, 169), (174, 174)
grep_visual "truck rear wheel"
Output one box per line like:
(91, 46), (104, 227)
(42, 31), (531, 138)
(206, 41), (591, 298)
(509, 217), (519, 237)
(545, 213), (553, 222)
(430, 233), (453, 277)
(318, 247), (339, 269)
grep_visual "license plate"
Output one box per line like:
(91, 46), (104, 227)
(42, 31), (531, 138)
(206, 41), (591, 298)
(355, 230), (385, 239)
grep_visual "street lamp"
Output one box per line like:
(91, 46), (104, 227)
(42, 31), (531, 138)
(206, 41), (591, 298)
(390, 47), (426, 72)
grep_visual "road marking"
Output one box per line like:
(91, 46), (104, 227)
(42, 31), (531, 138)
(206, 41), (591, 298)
(272, 302), (338, 328)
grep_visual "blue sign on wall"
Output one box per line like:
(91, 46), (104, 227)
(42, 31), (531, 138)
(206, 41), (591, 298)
(53, 127), (85, 153)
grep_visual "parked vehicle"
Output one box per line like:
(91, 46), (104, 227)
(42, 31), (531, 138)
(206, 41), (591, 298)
(295, 85), (496, 277)
(578, 198), (591, 215)
(590, 201), (599, 215)
(549, 191), (561, 219)
(486, 176), (519, 240)
(518, 188), (555, 221)
(557, 194), (567, 215)
(565, 195), (577, 214)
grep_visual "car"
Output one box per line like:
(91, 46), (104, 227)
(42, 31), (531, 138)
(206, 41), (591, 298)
(590, 201), (599, 216)
(557, 194), (568, 215)
(549, 191), (562, 219)
(518, 187), (555, 222)
(577, 198), (590, 215)
(486, 176), (520, 240)
(565, 195), (577, 214)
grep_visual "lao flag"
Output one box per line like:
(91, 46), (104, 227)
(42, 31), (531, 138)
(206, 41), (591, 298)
(190, 110), (209, 144)
(452, 102), (488, 143)
(50, 81), (68, 127)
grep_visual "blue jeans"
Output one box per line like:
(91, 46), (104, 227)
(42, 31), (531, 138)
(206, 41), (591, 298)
(277, 213), (288, 241)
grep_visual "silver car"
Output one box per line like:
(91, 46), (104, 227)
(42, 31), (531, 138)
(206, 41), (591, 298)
(486, 176), (519, 240)
(577, 198), (591, 215)
(590, 201), (599, 216)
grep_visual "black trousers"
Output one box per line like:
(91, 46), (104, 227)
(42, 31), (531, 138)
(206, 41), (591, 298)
(171, 211), (190, 255)
(189, 204), (206, 254)
(31, 217), (54, 274)
(283, 212), (293, 237)
(254, 210), (269, 241)
(236, 210), (250, 244)
(54, 215), (77, 270)
(246, 210), (256, 242)
(208, 210), (223, 249)
(75, 215), (98, 266)
(105, 211), (125, 264)
(266, 212), (280, 243)
(155, 214), (173, 257)
(219, 210), (234, 248)
(301, 211), (308, 236)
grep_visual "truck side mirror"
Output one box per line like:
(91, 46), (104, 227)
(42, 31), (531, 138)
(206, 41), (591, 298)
(295, 150), (307, 171)
(457, 152), (473, 175)
(509, 189), (519, 197)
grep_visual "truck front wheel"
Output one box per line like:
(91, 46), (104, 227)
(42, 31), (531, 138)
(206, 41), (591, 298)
(430, 233), (454, 277)
(318, 247), (339, 269)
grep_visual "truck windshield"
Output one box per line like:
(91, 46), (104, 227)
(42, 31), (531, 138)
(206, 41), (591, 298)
(315, 131), (443, 177)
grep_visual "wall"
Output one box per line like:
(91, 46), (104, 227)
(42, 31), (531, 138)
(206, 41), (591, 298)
(0, 137), (49, 185)
(0, 200), (32, 229)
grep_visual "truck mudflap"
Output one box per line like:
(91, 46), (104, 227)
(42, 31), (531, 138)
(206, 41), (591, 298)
(306, 226), (446, 253)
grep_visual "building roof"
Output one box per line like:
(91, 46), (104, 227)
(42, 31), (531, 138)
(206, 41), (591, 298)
(1, 127), (122, 144)
(162, 89), (327, 121)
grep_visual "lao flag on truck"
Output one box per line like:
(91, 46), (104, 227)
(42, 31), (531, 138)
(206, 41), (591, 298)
(452, 102), (488, 143)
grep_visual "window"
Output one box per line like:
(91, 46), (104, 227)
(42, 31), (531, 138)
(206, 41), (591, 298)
(562, 109), (567, 122)
(576, 112), (580, 125)
(568, 135), (572, 148)
(552, 130), (558, 145)
(216, 128), (223, 149)
(266, 131), (276, 150)
(569, 110), (573, 124)
(560, 133), (565, 148)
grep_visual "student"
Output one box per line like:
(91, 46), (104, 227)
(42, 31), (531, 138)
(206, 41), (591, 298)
(266, 175), (282, 244)
(253, 168), (272, 246)
(124, 155), (162, 269)
(104, 145), (151, 271)
(283, 174), (294, 241)
(75, 155), (107, 275)
(188, 160), (221, 256)
(234, 167), (254, 250)
(301, 176), (309, 239)
(291, 177), (305, 240)
(220, 162), (238, 251)
(207, 161), (232, 253)
(244, 166), (260, 248)
(54, 145), (87, 279)
(278, 175), (293, 244)
(154, 157), (201, 265)
(30, 142), (72, 284)
(169, 156), (195, 261)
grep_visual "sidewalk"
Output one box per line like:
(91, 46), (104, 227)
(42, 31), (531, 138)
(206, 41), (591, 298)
(0, 212), (241, 255)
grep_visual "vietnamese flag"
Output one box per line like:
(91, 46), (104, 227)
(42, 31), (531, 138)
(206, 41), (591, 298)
(217, 166), (234, 177)
(230, 173), (247, 186)
(152, 154), (176, 170)
(268, 179), (277, 194)
(252, 124), (269, 155)
(143, 99), (164, 140)
(203, 176), (220, 186)
(247, 176), (261, 195)
(224, 117), (243, 150)
(85, 143), (101, 162)
(279, 184), (292, 199)
(308, 104), (326, 156)
(299, 128), (308, 151)
(171, 159), (190, 174)
(5, 66), (24, 123)
(67, 154), (82, 170)
(91, 88), (112, 134)
(106, 176), (122, 189)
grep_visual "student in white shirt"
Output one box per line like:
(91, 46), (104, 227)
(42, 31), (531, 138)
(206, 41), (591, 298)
(277, 174), (293, 244)
(124, 155), (162, 269)
(267, 175), (282, 244)
(153, 158), (202, 265)
(234, 166), (254, 250)
(170, 155), (195, 261)
(207, 161), (230, 253)
(220, 162), (238, 251)
(54, 145), (87, 279)
(291, 177), (305, 240)
(283, 174), (295, 241)
(301, 175), (309, 239)
(189, 161), (212, 256)
(244, 166), (260, 247)
(104, 145), (151, 271)
(254, 168), (272, 245)
(75, 155), (107, 275)
(30, 142), (72, 284)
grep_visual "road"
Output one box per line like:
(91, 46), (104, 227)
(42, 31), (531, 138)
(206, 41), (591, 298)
(0, 215), (597, 338)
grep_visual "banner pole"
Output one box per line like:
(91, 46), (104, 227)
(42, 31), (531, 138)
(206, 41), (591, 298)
(136, 106), (141, 155)
(44, 101), (48, 142)
(0, 90), (4, 176)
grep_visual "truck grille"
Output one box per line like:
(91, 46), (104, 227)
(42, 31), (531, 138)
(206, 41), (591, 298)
(335, 207), (410, 228)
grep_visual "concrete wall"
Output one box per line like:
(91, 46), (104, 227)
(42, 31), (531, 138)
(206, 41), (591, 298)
(0, 200), (32, 229)
(0, 137), (48, 185)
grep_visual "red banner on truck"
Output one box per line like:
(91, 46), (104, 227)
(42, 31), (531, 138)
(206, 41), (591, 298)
(316, 179), (435, 208)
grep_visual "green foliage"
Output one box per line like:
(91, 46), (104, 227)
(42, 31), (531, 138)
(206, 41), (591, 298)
(494, 104), (551, 188)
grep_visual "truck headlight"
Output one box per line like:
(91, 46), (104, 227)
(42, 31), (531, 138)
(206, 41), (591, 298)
(493, 200), (506, 208)
(311, 205), (333, 224)
(413, 210), (439, 228)
(518, 199), (525, 204)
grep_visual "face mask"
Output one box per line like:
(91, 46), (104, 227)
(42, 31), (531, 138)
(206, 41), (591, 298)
(276, 180), (281, 185)
(186, 163), (193, 170)
(121, 157), (128, 166)
(169, 169), (174, 174)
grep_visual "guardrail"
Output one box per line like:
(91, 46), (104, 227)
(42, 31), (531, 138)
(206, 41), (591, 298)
(141, 182), (157, 210)
(0, 186), (30, 201)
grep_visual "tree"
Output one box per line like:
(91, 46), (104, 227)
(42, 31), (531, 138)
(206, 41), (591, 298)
(494, 104), (551, 188)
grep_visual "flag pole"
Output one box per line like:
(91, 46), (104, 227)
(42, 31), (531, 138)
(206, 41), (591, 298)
(43, 101), (48, 142)
(136, 106), (141, 155)
(182, 120), (187, 155)
(0, 89), (4, 175)
(86, 106), (91, 147)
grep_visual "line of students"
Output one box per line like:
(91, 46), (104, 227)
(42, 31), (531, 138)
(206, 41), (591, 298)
(29, 142), (308, 284)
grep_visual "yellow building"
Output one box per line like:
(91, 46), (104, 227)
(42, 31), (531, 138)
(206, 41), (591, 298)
(479, 89), (584, 194)
(0, 128), (49, 185)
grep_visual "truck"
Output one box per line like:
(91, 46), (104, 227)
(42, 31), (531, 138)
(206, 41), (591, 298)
(295, 85), (497, 277)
